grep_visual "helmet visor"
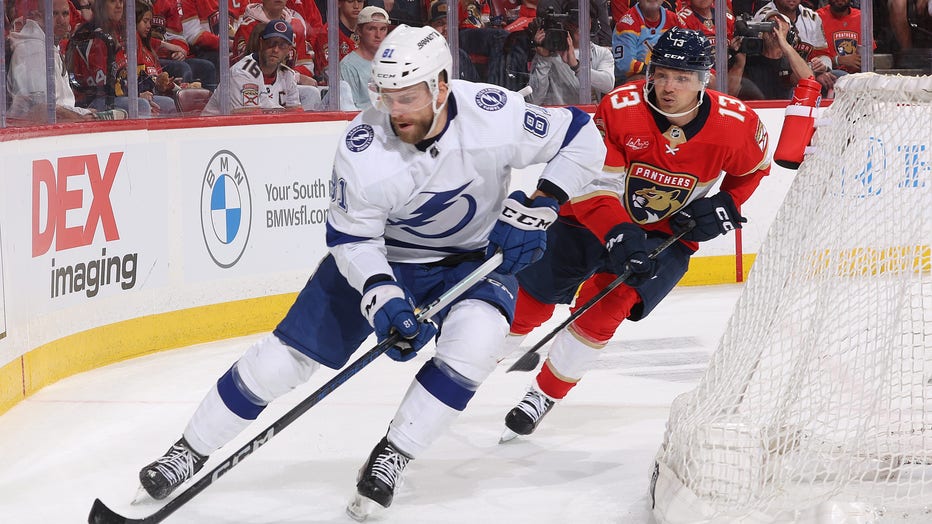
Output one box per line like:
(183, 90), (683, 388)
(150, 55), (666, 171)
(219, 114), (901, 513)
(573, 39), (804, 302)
(647, 65), (709, 90)
(368, 81), (434, 114)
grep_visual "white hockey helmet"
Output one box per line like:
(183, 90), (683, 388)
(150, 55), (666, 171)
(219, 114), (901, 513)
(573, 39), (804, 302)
(370, 24), (452, 93)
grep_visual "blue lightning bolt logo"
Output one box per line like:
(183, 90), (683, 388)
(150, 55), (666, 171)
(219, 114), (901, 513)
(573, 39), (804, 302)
(388, 182), (477, 239)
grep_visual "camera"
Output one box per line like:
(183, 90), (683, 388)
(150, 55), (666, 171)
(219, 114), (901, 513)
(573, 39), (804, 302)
(734, 14), (775, 56)
(538, 7), (577, 53)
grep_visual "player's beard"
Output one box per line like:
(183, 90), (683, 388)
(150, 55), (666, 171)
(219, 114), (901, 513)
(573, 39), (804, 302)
(390, 113), (434, 144)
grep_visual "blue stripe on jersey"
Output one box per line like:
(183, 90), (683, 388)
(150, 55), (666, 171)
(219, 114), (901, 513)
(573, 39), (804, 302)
(415, 358), (476, 411)
(561, 106), (591, 149)
(384, 236), (481, 255)
(216, 365), (267, 420)
(326, 222), (373, 247)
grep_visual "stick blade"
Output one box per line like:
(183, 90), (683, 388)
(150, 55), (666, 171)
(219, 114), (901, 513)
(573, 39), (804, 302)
(506, 352), (540, 373)
(88, 499), (139, 524)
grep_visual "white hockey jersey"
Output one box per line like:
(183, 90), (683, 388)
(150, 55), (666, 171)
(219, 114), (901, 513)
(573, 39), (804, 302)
(201, 53), (301, 115)
(327, 80), (606, 293)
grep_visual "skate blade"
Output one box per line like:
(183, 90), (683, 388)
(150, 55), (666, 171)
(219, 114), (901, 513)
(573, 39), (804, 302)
(346, 493), (382, 522)
(130, 485), (153, 505)
(499, 428), (520, 444)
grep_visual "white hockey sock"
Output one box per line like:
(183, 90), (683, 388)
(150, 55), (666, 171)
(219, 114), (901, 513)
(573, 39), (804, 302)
(183, 384), (250, 456)
(387, 379), (460, 458)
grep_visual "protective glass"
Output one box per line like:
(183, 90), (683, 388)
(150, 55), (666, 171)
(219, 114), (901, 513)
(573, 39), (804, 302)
(368, 82), (434, 114)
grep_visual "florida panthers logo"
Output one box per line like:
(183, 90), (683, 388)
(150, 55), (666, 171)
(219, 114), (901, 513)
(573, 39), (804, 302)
(625, 162), (696, 223)
(838, 40), (857, 54)
(633, 186), (681, 217)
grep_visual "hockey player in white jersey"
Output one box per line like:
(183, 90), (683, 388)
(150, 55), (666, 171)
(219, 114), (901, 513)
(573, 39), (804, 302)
(137, 24), (605, 520)
(201, 20), (303, 115)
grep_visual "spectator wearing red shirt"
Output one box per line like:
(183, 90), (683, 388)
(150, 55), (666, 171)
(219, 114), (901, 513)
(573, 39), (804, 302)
(233, 0), (318, 84)
(152, 0), (217, 88)
(66, 0), (174, 117)
(312, 0), (361, 81)
(676, 0), (735, 47)
(179, 0), (244, 72)
(124, 0), (178, 115)
(817, 0), (871, 74)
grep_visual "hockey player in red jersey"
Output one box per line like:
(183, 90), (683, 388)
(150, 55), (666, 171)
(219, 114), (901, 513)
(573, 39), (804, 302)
(500, 27), (772, 442)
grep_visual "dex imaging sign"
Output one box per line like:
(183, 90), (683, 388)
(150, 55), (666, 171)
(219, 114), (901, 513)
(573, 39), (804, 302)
(31, 152), (139, 299)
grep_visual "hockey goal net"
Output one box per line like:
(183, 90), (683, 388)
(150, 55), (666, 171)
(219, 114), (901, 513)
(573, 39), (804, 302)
(651, 73), (932, 523)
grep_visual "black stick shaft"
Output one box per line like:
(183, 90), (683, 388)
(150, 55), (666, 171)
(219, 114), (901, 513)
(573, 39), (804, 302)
(89, 252), (504, 524)
(507, 228), (692, 373)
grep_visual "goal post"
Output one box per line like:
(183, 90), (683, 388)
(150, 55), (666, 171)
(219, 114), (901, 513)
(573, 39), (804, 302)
(651, 73), (932, 523)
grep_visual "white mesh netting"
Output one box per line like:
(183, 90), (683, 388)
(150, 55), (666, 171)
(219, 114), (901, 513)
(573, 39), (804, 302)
(652, 74), (932, 523)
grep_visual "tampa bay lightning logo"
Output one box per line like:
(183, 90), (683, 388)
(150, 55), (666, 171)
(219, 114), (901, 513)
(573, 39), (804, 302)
(346, 124), (374, 152)
(387, 182), (477, 239)
(475, 88), (507, 111)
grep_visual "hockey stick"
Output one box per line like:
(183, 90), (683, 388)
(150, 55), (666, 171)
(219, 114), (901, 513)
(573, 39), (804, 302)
(88, 252), (504, 524)
(506, 225), (694, 373)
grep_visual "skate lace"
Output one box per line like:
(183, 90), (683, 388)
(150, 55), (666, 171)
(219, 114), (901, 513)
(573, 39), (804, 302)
(153, 444), (197, 485)
(369, 447), (409, 489)
(516, 389), (553, 422)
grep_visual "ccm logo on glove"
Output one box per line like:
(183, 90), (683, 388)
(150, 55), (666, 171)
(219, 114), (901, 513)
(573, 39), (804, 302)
(486, 190), (560, 275)
(715, 207), (738, 231)
(501, 203), (556, 230)
(671, 192), (746, 243)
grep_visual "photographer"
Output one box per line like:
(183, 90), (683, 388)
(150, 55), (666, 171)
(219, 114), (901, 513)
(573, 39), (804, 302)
(528, 9), (614, 105)
(732, 10), (814, 99)
(537, 0), (613, 46)
(752, 0), (835, 95)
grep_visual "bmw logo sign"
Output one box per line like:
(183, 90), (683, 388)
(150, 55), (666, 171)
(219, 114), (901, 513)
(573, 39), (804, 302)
(201, 150), (252, 268)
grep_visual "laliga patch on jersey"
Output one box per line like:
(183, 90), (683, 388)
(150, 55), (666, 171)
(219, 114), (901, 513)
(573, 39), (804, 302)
(625, 135), (651, 151)
(346, 124), (374, 152)
(475, 88), (507, 111)
(625, 162), (696, 224)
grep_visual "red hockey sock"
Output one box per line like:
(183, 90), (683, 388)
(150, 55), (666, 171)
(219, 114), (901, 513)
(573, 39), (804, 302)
(511, 287), (556, 336)
(535, 361), (577, 400)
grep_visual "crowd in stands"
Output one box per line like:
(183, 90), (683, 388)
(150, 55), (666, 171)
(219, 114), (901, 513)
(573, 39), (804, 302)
(3, 0), (930, 124)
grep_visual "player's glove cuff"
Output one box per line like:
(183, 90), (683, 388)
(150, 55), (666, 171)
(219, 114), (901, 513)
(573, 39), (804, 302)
(486, 191), (559, 275)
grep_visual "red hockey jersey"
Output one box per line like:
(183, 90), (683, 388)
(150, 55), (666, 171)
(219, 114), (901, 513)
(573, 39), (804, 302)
(571, 80), (771, 249)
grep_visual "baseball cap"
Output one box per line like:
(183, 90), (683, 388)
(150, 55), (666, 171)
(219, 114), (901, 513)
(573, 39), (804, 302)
(758, 9), (791, 23)
(428, 0), (447, 23)
(261, 20), (295, 45)
(357, 6), (390, 24)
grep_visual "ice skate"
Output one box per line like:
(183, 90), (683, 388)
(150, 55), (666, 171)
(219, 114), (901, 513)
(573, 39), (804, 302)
(501, 387), (555, 441)
(138, 437), (207, 501)
(346, 436), (411, 521)
(498, 427), (521, 444)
